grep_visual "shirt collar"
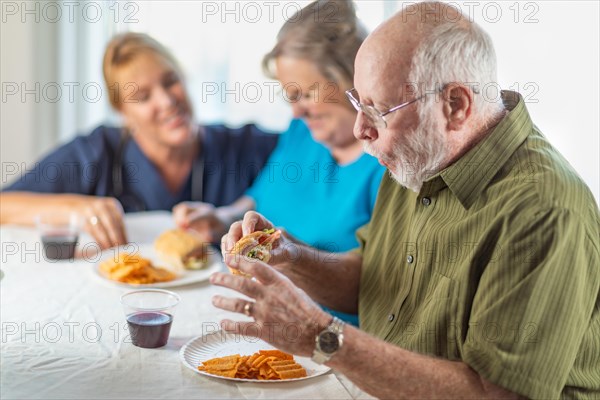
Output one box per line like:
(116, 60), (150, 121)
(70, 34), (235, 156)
(123, 137), (193, 210)
(420, 90), (533, 209)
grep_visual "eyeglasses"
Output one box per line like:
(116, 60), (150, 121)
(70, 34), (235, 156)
(281, 87), (317, 103)
(345, 88), (435, 129)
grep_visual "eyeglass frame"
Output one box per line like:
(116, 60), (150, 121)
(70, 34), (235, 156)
(345, 86), (444, 129)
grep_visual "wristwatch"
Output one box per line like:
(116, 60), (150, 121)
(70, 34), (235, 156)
(312, 316), (345, 364)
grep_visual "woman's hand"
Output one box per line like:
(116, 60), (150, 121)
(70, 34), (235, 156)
(80, 197), (128, 250)
(173, 201), (227, 244)
(0, 192), (127, 250)
(210, 256), (332, 356)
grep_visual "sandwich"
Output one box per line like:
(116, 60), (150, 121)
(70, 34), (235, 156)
(154, 229), (209, 274)
(230, 228), (281, 278)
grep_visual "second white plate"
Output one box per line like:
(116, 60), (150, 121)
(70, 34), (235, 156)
(93, 243), (222, 288)
(180, 330), (331, 382)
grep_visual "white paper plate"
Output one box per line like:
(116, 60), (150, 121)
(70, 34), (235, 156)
(180, 330), (330, 382)
(93, 243), (222, 288)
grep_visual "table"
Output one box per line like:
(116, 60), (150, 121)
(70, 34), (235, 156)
(1, 212), (373, 400)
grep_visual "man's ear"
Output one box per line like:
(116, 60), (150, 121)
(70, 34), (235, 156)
(442, 83), (473, 131)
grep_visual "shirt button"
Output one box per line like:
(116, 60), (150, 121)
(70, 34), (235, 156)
(407, 255), (414, 264)
(388, 314), (395, 322)
(422, 197), (431, 206)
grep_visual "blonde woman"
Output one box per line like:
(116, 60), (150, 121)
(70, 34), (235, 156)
(1, 33), (278, 249)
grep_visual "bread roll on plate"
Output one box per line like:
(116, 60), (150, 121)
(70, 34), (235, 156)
(154, 229), (209, 274)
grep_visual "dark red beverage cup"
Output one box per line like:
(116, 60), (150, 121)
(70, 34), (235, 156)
(36, 212), (81, 261)
(120, 289), (180, 348)
(126, 311), (173, 348)
(41, 232), (79, 260)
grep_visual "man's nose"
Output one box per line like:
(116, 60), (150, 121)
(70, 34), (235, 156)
(353, 111), (378, 141)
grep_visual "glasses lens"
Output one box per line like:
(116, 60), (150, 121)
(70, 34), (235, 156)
(282, 89), (301, 103)
(362, 105), (386, 129)
(346, 90), (386, 129)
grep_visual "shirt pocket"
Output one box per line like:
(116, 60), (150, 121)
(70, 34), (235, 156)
(398, 272), (460, 360)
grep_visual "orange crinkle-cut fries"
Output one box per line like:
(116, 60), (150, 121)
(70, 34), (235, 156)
(198, 349), (307, 380)
(100, 252), (175, 284)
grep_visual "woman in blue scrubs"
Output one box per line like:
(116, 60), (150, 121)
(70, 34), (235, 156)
(0, 33), (277, 249)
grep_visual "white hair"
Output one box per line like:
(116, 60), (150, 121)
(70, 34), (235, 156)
(363, 7), (507, 192)
(408, 15), (505, 127)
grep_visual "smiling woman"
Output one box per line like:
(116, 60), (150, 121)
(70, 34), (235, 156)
(0, 32), (279, 250)
(104, 35), (199, 194)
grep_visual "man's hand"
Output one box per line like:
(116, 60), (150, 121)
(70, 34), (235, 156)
(220, 211), (274, 250)
(220, 211), (298, 267)
(210, 256), (332, 356)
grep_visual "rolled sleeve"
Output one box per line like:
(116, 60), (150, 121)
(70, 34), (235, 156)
(351, 222), (369, 258)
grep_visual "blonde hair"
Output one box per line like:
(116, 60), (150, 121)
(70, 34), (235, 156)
(262, 0), (367, 90)
(102, 32), (184, 110)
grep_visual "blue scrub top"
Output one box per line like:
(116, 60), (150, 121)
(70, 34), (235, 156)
(246, 119), (384, 327)
(246, 119), (385, 252)
(4, 124), (278, 212)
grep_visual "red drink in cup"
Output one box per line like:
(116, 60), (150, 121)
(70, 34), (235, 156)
(126, 311), (173, 348)
(41, 232), (79, 260)
(121, 289), (180, 348)
(36, 213), (81, 261)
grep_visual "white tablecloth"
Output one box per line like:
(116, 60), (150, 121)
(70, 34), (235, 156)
(1, 211), (368, 399)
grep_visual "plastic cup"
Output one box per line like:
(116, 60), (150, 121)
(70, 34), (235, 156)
(36, 212), (81, 260)
(120, 289), (180, 348)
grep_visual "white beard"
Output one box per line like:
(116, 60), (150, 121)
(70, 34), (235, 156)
(363, 103), (448, 193)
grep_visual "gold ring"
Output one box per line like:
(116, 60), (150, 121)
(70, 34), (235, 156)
(243, 302), (252, 317)
(89, 216), (99, 226)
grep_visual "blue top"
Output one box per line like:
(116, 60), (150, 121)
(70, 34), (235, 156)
(4, 124), (278, 212)
(246, 119), (385, 252)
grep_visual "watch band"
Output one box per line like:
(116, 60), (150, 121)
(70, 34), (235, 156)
(311, 316), (345, 364)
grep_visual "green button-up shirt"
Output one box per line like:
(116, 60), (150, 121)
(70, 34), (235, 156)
(356, 91), (600, 399)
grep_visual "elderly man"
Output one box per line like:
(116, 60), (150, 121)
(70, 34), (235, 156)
(211, 2), (600, 398)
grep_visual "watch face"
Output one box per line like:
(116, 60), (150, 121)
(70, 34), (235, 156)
(319, 331), (339, 354)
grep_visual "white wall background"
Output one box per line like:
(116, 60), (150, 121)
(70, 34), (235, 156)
(1, 0), (598, 203)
